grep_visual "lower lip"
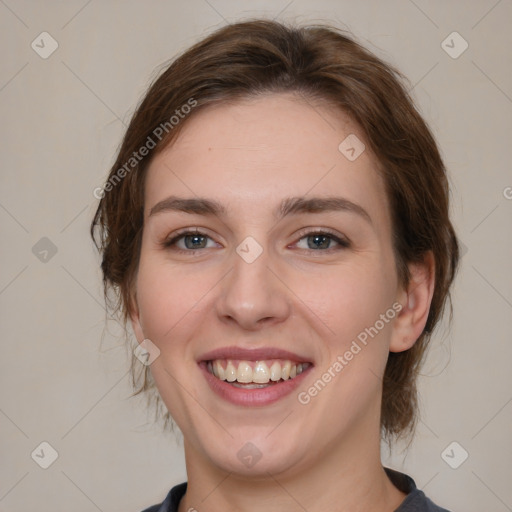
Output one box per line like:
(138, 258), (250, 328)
(199, 362), (312, 406)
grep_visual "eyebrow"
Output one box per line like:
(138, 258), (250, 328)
(149, 195), (372, 224)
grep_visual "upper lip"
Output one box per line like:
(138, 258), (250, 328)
(199, 346), (312, 364)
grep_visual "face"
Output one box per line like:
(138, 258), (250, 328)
(131, 93), (407, 478)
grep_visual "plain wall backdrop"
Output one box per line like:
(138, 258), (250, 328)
(1, 1), (511, 511)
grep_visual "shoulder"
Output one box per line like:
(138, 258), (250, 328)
(384, 467), (452, 512)
(140, 482), (187, 512)
(397, 490), (452, 512)
(140, 474), (453, 512)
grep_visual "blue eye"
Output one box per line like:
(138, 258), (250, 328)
(163, 231), (216, 251)
(162, 229), (350, 254)
(181, 233), (208, 249)
(295, 231), (350, 251)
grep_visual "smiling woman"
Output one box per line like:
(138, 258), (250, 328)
(90, 19), (459, 512)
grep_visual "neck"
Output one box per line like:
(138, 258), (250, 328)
(178, 412), (406, 512)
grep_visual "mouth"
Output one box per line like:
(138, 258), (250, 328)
(198, 347), (313, 406)
(206, 359), (312, 388)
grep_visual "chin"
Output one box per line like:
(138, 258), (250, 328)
(198, 429), (308, 478)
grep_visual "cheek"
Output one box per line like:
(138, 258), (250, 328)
(291, 259), (397, 341)
(133, 254), (208, 421)
(134, 254), (204, 343)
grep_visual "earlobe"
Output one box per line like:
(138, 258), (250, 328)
(389, 252), (435, 353)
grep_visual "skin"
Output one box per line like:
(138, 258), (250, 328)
(130, 93), (435, 512)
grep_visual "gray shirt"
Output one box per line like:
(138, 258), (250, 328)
(141, 466), (452, 512)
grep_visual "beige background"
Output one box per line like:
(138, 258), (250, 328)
(1, 1), (511, 511)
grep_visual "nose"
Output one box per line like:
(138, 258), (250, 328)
(214, 243), (291, 331)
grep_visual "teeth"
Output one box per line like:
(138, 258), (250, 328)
(237, 362), (252, 383)
(253, 361), (270, 383)
(270, 361), (281, 381)
(231, 382), (270, 389)
(281, 361), (291, 380)
(225, 361), (237, 382)
(207, 359), (309, 384)
(214, 360), (225, 380)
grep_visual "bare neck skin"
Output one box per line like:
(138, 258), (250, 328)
(178, 396), (407, 512)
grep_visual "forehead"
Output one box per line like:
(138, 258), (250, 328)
(144, 93), (389, 225)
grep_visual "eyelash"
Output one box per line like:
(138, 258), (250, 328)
(161, 228), (350, 254)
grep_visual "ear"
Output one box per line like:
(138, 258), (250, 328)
(129, 292), (145, 344)
(390, 252), (435, 353)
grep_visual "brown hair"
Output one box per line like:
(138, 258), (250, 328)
(91, 19), (459, 441)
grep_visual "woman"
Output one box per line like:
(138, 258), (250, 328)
(91, 19), (459, 512)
